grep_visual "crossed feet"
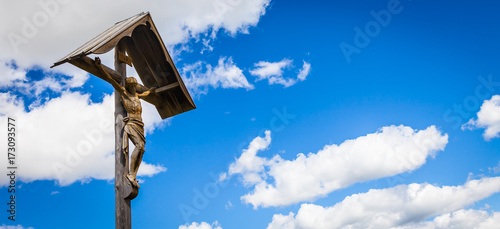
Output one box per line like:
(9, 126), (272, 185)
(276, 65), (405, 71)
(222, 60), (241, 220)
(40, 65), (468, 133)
(126, 174), (140, 189)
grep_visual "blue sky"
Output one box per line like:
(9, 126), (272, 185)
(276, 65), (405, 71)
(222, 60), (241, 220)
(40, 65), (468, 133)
(1, 0), (500, 228)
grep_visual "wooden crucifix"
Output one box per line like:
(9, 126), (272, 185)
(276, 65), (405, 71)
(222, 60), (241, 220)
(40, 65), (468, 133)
(51, 12), (195, 229)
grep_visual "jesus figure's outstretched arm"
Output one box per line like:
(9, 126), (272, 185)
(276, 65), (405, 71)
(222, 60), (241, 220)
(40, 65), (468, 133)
(94, 57), (125, 94)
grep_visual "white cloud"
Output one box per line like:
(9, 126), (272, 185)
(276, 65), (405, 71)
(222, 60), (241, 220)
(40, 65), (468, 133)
(267, 213), (296, 229)
(251, 59), (293, 80)
(0, 59), (89, 99)
(0, 61), (26, 87)
(181, 57), (254, 96)
(250, 59), (310, 87)
(181, 57), (311, 95)
(225, 201), (233, 209)
(226, 125), (448, 208)
(28, 73), (88, 97)
(0, 92), (166, 186)
(297, 61), (311, 81)
(0, 225), (34, 229)
(462, 95), (500, 141)
(228, 130), (271, 186)
(179, 221), (222, 229)
(267, 177), (500, 229)
(0, 0), (270, 76)
(0, 93), (25, 115)
(490, 161), (500, 174)
(201, 38), (214, 54)
(396, 209), (500, 229)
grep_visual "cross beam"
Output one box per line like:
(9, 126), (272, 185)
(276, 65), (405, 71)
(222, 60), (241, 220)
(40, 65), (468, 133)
(114, 42), (132, 229)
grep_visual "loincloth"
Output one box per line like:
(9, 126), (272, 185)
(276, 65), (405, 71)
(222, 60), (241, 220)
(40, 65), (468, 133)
(123, 117), (145, 154)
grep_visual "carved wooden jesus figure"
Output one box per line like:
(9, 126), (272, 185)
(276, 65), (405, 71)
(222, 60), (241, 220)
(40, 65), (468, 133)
(95, 57), (155, 188)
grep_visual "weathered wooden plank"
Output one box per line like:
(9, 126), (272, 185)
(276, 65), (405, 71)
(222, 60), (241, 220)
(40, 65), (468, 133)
(115, 41), (133, 229)
(123, 37), (176, 118)
(122, 37), (158, 88)
(130, 28), (182, 115)
(131, 26), (168, 86)
(142, 25), (176, 83)
(69, 56), (122, 84)
(117, 50), (133, 67)
(145, 19), (196, 111)
(156, 82), (180, 94)
(133, 26), (183, 113)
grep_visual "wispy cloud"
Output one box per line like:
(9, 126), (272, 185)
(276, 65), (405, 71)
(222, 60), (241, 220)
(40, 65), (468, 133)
(181, 57), (254, 96)
(250, 59), (310, 87)
(0, 61), (26, 87)
(0, 225), (34, 229)
(297, 61), (311, 82)
(0, 60), (89, 100)
(251, 59), (293, 81)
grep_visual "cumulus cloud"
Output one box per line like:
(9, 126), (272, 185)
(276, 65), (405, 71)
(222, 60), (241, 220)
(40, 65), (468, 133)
(267, 177), (500, 229)
(462, 95), (500, 141)
(0, 92), (166, 186)
(250, 59), (310, 87)
(225, 125), (448, 208)
(0, 0), (270, 96)
(396, 209), (500, 229)
(0, 0), (271, 68)
(228, 130), (271, 186)
(179, 221), (222, 229)
(181, 57), (254, 96)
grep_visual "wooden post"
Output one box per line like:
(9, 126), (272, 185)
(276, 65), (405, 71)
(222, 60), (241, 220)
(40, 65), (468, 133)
(115, 41), (131, 229)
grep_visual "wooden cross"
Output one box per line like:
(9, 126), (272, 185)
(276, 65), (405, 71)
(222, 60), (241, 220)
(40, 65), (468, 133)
(52, 12), (195, 229)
